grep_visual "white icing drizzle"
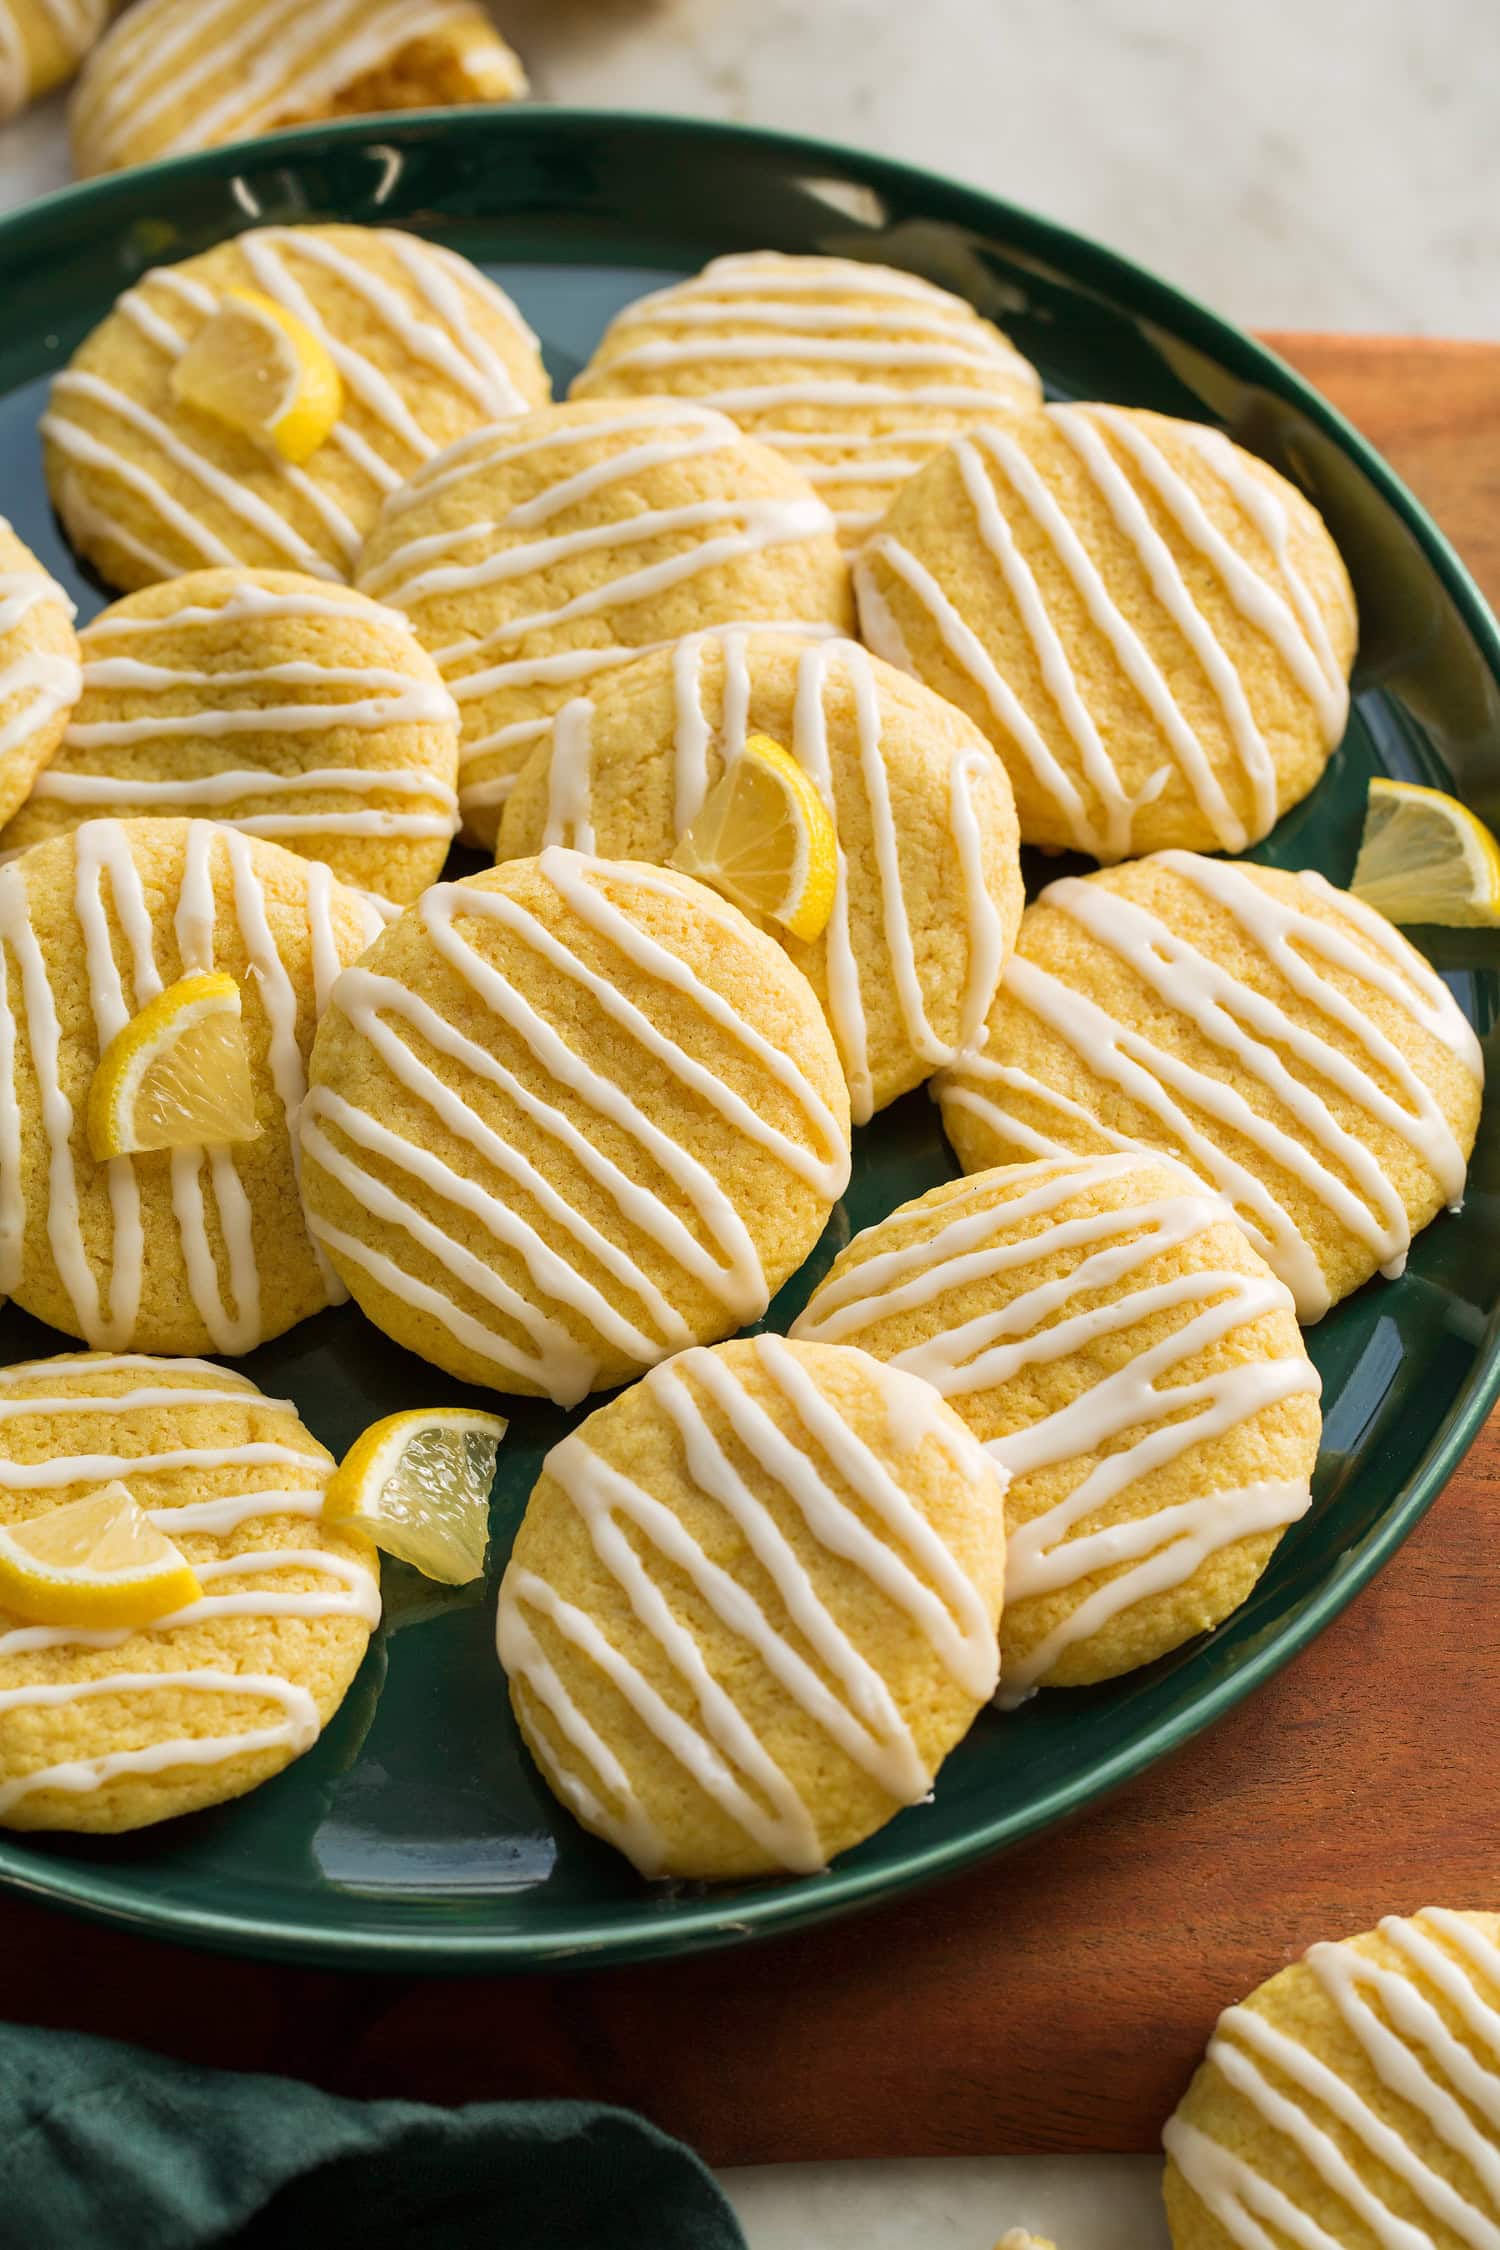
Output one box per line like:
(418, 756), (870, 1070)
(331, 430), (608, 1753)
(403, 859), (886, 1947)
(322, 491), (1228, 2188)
(858, 406), (1349, 858)
(73, 0), (524, 171)
(0, 524), (81, 766)
(794, 1153), (1317, 1694)
(0, 0), (103, 117)
(0, 817), (379, 1347)
(575, 253), (1039, 538)
(302, 849), (850, 1405)
(35, 577), (459, 851)
(44, 225), (539, 583)
(538, 629), (1007, 1123)
(359, 402), (842, 831)
(1165, 1909), (1500, 2250)
(944, 854), (1482, 1321)
(496, 1332), (1002, 1876)
(0, 1356), (378, 1818)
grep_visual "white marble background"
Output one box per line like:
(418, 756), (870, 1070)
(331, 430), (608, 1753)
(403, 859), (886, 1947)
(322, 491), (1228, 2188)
(0, 3), (1491, 2244)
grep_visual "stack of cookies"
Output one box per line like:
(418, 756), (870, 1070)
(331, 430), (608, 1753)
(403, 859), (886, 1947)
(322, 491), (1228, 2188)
(0, 223), (1481, 1970)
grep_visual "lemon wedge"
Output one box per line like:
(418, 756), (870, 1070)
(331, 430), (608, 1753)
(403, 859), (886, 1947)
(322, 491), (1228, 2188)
(323, 1408), (508, 1584)
(87, 970), (260, 1161)
(170, 287), (343, 465)
(669, 731), (838, 942)
(0, 1481), (201, 1628)
(1350, 776), (1500, 927)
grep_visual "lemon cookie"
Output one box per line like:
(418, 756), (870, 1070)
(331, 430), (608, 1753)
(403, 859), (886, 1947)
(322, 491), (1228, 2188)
(570, 252), (1041, 548)
(43, 223), (550, 598)
(501, 628), (1022, 1120)
(938, 853), (1483, 1322)
(794, 1153), (1321, 1696)
(4, 568), (460, 906)
(355, 398), (853, 845)
(855, 406), (1357, 858)
(0, 0), (103, 118)
(0, 519), (82, 830)
(299, 849), (851, 1405)
(71, 0), (526, 176)
(0, 1351), (378, 1832)
(1163, 1907), (1500, 2248)
(0, 815), (384, 1355)
(497, 1332), (1005, 1879)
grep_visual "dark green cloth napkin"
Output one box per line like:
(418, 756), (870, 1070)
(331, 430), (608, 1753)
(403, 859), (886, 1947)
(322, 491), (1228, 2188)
(0, 2023), (747, 2249)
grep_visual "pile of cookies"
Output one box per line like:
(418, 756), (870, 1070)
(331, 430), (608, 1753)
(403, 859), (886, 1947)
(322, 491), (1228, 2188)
(0, 220), (1483, 1970)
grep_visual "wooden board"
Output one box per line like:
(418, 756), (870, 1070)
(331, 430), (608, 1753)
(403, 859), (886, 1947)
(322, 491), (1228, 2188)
(6, 336), (1500, 2163)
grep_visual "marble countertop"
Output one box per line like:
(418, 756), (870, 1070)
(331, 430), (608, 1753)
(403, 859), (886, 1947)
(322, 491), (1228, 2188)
(0, 5), (1485, 2243)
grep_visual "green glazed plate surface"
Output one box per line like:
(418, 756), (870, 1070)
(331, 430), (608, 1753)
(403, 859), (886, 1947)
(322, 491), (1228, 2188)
(0, 109), (1495, 1971)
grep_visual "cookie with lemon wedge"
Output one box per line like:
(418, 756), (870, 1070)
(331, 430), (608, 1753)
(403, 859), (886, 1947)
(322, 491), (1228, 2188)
(500, 629), (1022, 1121)
(42, 222), (550, 597)
(0, 1352), (379, 1833)
(0, 814), (385, 1355)
(2, 567), (461, 906)
(299, 849), (851, 1404)
(354, 397), (853, 846)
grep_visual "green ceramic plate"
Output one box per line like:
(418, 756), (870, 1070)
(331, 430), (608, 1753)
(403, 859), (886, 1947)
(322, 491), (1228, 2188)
(0, 109), (1495, 1971)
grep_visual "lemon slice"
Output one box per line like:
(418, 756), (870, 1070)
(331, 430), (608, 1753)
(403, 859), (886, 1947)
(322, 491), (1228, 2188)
(323, 1408), (508, 1584)
(87, 970), (261, 1161)
(170, 287), (344, 465)
(1350, 776), (1500, 927)
(669, 731), (838, 942)
(0, 1481), (201, 1628)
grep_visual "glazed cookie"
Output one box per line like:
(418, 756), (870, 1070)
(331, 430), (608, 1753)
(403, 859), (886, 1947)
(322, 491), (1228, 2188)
(71, 0), (526, 176)
(42, 223), (550, 597)
(0, 519), (82, 830)
(299, 849), (851, 1404)
(571, 252), (1041, 546)
(794, 1153), (1321, 1696)
(939, 852), (1483, 1322)
(0, 0), (104, 119)
(355, 399), (853, 844)
(1164, 1908), (1500, 2248)
(497, 1332), (1006, 1879)
(0, 1352), (379, 1832)
(4, 569), (461, 906)
(855, 406), (1356, 858)
(501, 628), (1023, 1120)
(0, 815), (384, 1355)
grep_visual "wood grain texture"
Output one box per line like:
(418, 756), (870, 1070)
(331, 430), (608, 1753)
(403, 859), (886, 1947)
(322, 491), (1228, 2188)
(4, 337), (1499, 2163)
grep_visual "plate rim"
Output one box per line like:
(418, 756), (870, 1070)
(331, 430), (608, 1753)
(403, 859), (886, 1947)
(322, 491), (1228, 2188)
(0, 102), (1496, 1972)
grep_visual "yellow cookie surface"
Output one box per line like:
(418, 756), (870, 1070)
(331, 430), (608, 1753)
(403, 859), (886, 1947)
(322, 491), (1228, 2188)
(794, 1153), (1321, 1693)
(937, 852), (1484, 1321)
(0, 815), (384, 1355)
(299, 850), (852, 1404)
(0, 516), (81, 829)
(498, 1333), (1006, 1880)
(43, 223), (550, 597)
(501, 627), (1022, 1122)
(0, 0), (105, 118)
(71, 0), (526, 175)
(855, 405), (1357, 858)
(1164, 1908), (1500, 2249)
(0, 1352), (378, 1834)
(356, 398), (854, 846)
(572, 251), (1041, 548)
(3, 568), (460, 906)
